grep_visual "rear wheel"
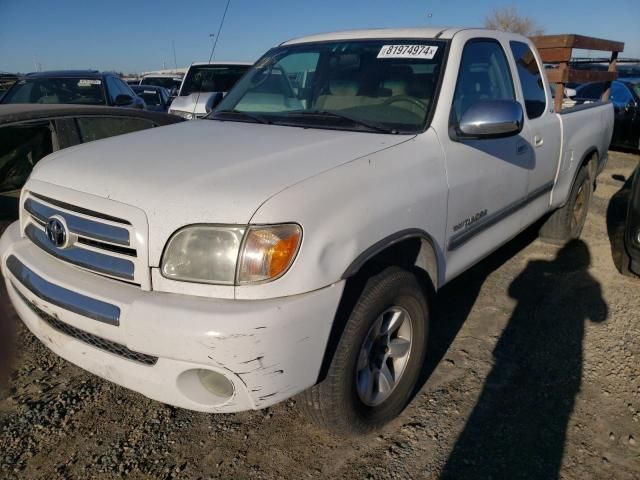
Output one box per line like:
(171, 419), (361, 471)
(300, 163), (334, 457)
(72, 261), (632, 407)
(540, 165), (592, 245)
(299, 266), (429, 436)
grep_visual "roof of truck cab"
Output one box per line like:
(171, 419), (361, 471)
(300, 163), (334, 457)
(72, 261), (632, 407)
(0, 104), (184, 126)
(281, 27), (469, 45)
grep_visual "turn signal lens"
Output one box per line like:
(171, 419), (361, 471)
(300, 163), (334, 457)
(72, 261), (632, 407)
(237, 224), (302, 284)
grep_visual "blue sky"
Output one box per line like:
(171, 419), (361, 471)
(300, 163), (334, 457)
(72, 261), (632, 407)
(1, 0), (638, 74)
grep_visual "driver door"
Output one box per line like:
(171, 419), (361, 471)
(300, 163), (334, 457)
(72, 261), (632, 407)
(442, 39), (531, 280)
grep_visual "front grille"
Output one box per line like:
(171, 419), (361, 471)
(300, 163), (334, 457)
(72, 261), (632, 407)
(15, 287), (158, 366)
(22, 192), (142, 285)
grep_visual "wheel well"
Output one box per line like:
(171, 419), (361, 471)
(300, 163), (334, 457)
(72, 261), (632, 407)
(581, 148), (599, 184)
(316, 235), (438, 384)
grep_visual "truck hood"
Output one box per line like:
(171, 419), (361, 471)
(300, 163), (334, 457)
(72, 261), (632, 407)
(169, 92), (214, 115)
(31, 120), (411, 256)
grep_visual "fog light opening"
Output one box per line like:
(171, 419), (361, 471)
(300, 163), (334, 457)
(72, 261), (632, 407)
(176, 368), (235, 406)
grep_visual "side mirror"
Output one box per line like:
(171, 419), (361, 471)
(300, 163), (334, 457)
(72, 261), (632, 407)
(205, 92), (224, 113)
(456, 99), (524, 139)
(114, 94), (134, 106)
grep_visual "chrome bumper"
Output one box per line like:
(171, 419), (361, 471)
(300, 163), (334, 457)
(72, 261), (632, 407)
(6, 255), (120, 326)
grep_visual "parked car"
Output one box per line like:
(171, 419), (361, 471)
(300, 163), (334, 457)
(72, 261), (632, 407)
(0, 104), (183, 220)
(131, 85), (172, 112)
(621, 166), (640, 277)
(0, 28), (613, 434)
(168, 62), (251, 119)
(575, 79), (640, 150)
(139, 73), (183, 98)
(0, 70), (146, 110)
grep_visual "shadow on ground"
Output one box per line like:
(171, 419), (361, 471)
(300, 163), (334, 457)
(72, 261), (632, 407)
(418, 224), (541, 392)
(438, 240), (608, 479)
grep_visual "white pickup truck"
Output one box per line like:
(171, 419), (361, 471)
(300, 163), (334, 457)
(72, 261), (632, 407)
(0, 28), (613, 434)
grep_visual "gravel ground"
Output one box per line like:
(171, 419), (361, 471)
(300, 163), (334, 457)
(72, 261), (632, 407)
(0, 151), (639, 479)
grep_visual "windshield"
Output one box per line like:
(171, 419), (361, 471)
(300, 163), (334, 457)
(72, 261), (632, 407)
(142, 76), (181, 89)
(214, 40), (446, 134)
(132, 87), (162, 106)
(1, 77), (106, 105)
(180, 65), (250, 96)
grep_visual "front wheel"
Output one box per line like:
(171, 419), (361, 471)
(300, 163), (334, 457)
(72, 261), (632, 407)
(299, 266), (429, 435)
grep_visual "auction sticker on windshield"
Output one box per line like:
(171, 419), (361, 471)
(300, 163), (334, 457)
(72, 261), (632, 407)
(78, 79), (101, 86)
(377, 45), (438, 59)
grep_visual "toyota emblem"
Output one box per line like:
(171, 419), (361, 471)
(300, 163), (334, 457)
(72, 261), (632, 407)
(45, 216), (68, 248)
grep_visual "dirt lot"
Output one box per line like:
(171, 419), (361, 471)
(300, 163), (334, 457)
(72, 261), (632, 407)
(0, 151), (639, 479)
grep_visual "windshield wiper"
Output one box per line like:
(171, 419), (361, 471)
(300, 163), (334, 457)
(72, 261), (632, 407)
(211, 109), (271, 124)
(286, 110), (397, 134)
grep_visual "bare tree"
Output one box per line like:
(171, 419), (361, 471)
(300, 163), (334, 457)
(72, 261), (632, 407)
(484, 6), (545, 36)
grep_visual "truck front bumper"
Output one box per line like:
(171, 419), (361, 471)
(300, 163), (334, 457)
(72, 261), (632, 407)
(0, 222), (344, 412)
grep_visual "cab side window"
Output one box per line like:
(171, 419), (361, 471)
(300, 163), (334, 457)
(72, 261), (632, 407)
(452, 40), (515, 123)
(510, 41), (546, 118)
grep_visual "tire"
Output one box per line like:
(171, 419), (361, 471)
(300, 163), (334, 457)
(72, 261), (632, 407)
(299, 266), (429, 436)
(540, 166), (593, 245)
(619, 241), (640, 279)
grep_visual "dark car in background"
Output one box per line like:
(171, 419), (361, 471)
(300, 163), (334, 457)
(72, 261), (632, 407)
(622, 166), (640, 277)
(0, 104), (184, 219)
(575, 79), (640, 151)
(131, 85), (172, 112)
(0, 70), (146, 110)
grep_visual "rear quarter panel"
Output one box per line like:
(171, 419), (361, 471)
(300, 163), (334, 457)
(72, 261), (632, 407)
(551, 103), (614, 208)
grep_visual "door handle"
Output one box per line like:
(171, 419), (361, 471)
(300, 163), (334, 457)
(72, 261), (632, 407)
(534, 134), (544, 147)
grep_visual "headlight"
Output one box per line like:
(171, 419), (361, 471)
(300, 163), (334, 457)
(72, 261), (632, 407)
(161, 224), (302, 285)
(162, 226), (245, 284)
(170, 109), (194, 120)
